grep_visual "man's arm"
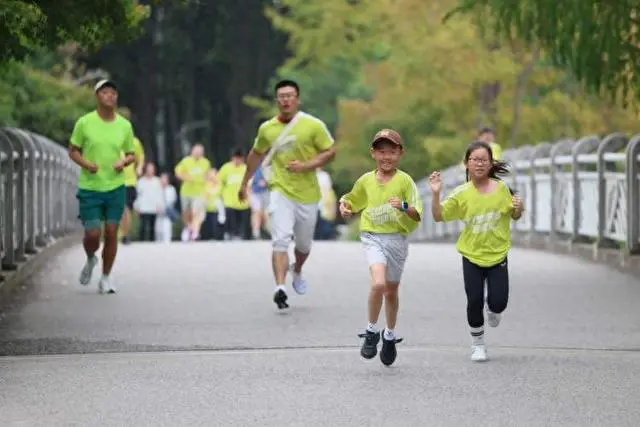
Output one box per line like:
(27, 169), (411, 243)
(68, 117), (95, 171)
(304, 146), (337, 170)
(135, 139), (145, 176)
(69, 146), (95, 170)
(306, 120), (337, 170)
(240, 149), (266, 188)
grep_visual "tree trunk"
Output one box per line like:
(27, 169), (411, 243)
(508, 46), (541, 148)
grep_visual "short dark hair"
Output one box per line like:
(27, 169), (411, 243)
(231, 147), (244, 158)
(274, 79), (299, 96)
(478, 127), (494, 136)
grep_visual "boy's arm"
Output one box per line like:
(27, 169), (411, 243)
(401, 177), (423, 222)
(340, 176), (367, 213)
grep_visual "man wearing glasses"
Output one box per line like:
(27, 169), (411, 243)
(239, 80), (337, 310)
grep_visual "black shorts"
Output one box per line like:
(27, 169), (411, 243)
(125, 186), (137, 210)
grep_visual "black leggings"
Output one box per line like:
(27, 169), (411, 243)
(138, 213), (156, 242)
(462, 256), (509, 328)
(226, 208), (250, 240)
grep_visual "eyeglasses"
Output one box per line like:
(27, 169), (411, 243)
(276, 93), (297, 101)
(468, 158), (490, 164)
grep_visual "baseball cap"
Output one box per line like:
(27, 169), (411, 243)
(372, 129), (403, 147)
(94, 79), (117, 93)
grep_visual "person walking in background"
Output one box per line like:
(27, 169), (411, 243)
(69, 79), (135, 294)
(174, 144), (211, 241)
(120, 133), (145, 244)
(477, 127), (503, 161)
(155, 172), (178, 243)
(315, 167), (336, 240)
(202, 169), (226, 240)
(250, 165), (270, 240)
(219, 147), (251, 240)
(135, 162), (164, 242)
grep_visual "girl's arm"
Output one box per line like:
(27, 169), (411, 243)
(431, 191), (443, 222)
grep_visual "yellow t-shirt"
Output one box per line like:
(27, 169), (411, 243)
(341, 169), (423, 236)
(218, 161), (249, 210)
(252, 112), (335, 204)
(205, 182), (222, 213)
(123, 137), (144, 187)
(174, 156), (211, 198)
(320, 188), (337, 221)
(440, 179), (513, 267)
(489, 142), (503, 161)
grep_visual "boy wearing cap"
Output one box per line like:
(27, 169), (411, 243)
(339, 129), (422, 366)
(68, 79), (136, 294)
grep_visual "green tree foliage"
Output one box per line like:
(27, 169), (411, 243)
(0, 61), (94, 142)
(81, 0), (288, 169)
(0, 0), (150, 63)
(262, 0), (640, 200)
(445, 0), (640, 105)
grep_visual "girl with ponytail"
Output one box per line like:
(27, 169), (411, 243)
(428, 140), (524, 362)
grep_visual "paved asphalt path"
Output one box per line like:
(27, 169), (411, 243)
(1, 241), (639, 426)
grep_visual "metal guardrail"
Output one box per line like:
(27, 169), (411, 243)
(413, 133), (640, 255)
(0, 128), (80, 279)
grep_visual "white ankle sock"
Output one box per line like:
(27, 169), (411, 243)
(275, 284), (286, 293)
(366, 322), (378, 333)
(384, 329), (395, 340)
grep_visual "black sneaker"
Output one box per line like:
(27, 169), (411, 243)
(273, 289), (289, 309)
(357, 330), (380, 359)
(379, 329), (403, 366)
(122, 237), (130, 245)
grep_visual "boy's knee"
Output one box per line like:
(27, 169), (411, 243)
(384, 284), (399, 297)
(371, 282), (386, 294)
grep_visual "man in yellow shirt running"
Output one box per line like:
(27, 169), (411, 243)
(174, 144), (211, 241)
(120, 136), (144, 244)
(238, 79), (337, 310)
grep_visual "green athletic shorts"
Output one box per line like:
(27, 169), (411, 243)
(76, 185), (126, 230)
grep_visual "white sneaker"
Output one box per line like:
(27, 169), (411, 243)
(79, 256), (98, 286)
(289, 263), (308, 295)
(487, 311), (501, 328)
(98, 276), (116, 294)
(181, 228), (190, 242)
(470, 344), (488, 362)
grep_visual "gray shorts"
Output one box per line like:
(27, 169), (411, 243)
(250, 191), (270, 212)
(269, 191), (318, 253)
(181, 196), (205, 215)
(360, 232), (409, 283)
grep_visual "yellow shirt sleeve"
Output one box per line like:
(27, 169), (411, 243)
(123, 125), (135, 154)
(69, 116), (85, 149)
(341, 175), (367, 213)
(252, 123), (271, 155)
(440, 187), (464, 222)
(312, 119), (335, 151)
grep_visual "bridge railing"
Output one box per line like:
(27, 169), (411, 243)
(413, 133), (640, 255)
(0, 128), (80, 277)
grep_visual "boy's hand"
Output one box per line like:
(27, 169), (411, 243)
(339, 200), (352, 219)
(388, 197), (402, 210)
